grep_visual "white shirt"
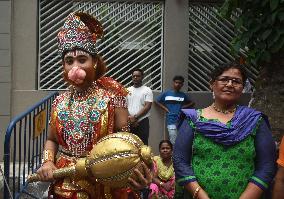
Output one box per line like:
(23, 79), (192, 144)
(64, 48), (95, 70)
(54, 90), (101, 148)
(127, 85), (153, 121)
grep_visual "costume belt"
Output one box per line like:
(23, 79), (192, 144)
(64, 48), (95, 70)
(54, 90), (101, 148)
(59, 148), (88, 158)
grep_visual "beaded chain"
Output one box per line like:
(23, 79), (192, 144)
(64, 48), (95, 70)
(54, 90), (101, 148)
(212, 103), (236, 114)
(59, 82), (108, 157)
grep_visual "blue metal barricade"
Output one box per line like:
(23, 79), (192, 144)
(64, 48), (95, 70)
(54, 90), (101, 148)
(3, 91), (59, 199)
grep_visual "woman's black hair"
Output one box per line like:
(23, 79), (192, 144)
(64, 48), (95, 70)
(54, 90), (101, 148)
(159, 140), (173, 150)
(210, 62), (248, 83)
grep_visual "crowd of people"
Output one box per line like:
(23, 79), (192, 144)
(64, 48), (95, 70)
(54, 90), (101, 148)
(35, 11), (284, 199)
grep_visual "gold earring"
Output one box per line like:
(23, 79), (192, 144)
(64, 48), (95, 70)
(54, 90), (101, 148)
(93, 62), (97, 70)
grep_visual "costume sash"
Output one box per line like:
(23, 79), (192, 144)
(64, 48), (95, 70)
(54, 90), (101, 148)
(181, 106), (268, 146)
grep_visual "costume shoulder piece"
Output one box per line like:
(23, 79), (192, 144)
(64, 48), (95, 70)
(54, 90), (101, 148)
(97, 77), (128, 97)
(51, 92), (70, 109)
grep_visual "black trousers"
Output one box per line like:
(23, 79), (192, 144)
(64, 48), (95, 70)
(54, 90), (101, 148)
(130, 117), (149, 145)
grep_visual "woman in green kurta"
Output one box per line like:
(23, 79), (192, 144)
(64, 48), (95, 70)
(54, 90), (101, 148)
(173, 63), (276, 199)
(190, 111), (261, 199)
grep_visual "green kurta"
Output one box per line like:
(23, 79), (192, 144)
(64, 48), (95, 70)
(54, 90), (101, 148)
(189, 115), (260, 199)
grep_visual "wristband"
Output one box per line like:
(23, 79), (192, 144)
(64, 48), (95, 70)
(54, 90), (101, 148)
(42, 149), (54, 164)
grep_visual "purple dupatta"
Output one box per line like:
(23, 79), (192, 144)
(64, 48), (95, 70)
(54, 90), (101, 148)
(181, 106), (267, 146)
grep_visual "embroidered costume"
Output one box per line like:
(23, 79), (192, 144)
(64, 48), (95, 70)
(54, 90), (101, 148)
(44, 12), (140, 199)
(49, 77), (140, 198)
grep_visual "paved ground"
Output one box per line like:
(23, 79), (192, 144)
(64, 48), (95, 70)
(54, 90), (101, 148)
(0, 162), (49, 199)
(0, 162), (6, 199)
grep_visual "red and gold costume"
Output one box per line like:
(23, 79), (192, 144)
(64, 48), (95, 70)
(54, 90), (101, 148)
(49, 77), (139, 199)
(39, 11), (145, 198)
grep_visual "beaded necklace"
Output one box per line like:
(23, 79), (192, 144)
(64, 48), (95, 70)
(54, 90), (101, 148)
(71, 81), (97, 100)
(212, 103), (236, 114)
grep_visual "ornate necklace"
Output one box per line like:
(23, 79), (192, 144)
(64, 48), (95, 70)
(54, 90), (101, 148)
(212, 103), (236, 114)
(65, 81), (99, 156)
(72, 81), (97, 99)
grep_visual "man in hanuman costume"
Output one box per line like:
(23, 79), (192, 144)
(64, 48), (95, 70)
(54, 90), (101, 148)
(36, 12), (151, 199)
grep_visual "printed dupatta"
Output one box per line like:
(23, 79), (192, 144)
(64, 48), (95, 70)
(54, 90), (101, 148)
(181, 106), (268, 146)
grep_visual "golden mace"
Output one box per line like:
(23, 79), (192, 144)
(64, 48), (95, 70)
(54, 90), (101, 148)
(27, 132), (153, 188)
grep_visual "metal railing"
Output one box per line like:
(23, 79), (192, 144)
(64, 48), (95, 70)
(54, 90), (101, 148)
(3, 91), (59, 199)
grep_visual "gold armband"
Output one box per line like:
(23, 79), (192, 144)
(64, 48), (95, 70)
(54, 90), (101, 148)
(42, 149), (54, 164)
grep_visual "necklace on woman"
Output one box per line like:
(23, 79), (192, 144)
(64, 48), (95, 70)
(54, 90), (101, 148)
(212, 103), (237, 114)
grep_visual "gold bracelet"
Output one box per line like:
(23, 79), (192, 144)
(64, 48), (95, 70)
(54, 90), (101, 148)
(193, 186), (201, 199)
(120, 123), (130, 132)
(42, 149), (54, 164)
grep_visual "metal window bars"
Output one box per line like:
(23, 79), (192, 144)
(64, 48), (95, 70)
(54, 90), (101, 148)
(38, 0), (164, 91)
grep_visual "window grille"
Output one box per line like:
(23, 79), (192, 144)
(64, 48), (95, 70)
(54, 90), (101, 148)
(38, 0), (164, 91)
(188, 3), (259, 91)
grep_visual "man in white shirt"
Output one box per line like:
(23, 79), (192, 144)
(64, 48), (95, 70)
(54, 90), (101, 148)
(127, 68), (153, 145)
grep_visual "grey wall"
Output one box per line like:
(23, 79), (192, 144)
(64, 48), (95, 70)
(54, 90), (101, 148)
(0, 0), (11, 157)
(148, 0), (190, 154)
(12, 0), (50, 117)
(1, 0), (54, 160)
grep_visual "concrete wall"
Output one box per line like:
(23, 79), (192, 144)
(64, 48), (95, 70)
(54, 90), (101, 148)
(12, 0), (51, 116)
(0, 0), (11, 157)
(1, 0), (54, 161)
(148, 0), (190, 154)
